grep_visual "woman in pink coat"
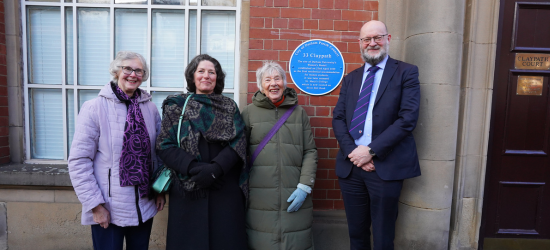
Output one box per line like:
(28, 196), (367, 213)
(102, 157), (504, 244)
(68, 51), (165, 250)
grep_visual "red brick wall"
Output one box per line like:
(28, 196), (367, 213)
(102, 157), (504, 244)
(247, 0), (377, 210)
(0, 0), (8, 164)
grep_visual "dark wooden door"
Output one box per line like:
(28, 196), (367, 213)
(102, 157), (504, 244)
(481, 1), (550, 249)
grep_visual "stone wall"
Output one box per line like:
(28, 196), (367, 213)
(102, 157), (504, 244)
(379, 0), (500, 249)
(0, 0), (8, 164)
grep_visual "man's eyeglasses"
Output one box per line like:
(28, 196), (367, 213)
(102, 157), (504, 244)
(119, 66), (145, 77)
(359, 34), (388, 44)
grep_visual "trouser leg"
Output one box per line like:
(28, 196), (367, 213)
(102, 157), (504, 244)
(364, 172), (403, 250)
(125, 218), (154, 250)
(91, 223), (125, 250)
(339, 166), (371, 250)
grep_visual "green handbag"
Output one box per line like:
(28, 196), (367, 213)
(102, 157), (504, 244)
(152, 94), (193, 194)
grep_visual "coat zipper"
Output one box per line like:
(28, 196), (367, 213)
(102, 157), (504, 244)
(108, 169), (111, 197)
(135, 186), (143, 223)
(275, 107), (283, 248)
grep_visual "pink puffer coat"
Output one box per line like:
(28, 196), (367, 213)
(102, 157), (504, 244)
(68, 83), (161, 227)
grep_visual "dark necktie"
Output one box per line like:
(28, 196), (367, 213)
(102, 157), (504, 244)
(349, 66), (380, 140)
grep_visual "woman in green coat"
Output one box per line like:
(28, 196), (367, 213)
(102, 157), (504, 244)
(241, 61), (318, 250)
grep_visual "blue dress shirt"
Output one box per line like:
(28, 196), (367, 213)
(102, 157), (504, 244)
(354, 55), (389, 147)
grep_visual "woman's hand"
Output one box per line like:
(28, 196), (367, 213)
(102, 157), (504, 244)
(156, 194), (166, 211)
(287, 188), (308, 212)
(92, 204), (110, 229)
(189, 163), (223, 189)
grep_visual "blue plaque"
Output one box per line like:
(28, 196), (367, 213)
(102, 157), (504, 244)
(289, 39), (345, 96)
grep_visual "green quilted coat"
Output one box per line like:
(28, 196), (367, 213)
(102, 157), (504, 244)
(241, 88), (318, 250)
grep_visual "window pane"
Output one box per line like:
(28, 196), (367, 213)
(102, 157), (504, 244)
(190, 0), (197, 6)
(30, 89), (63, 159)
(67, 90), (74, 151)
(77, 0), (109, 3)
(188, 10), (197, 62)
(152, 10), (185, 87)
(115, 0), (147, 5)
(202, 0), (235, 7)
(27, 6), (62, 85)
(67, 89), (100, 151)
(153, 0), (185, 5)
(66, 7), (74, 85)
(78, 8), (110, 86)
(115, 9), (148, 60)
(201, 11), (235, 88)
(151, 91), (181, 116)
(222, 92), (233, 99)
(27, 0), (60, 2)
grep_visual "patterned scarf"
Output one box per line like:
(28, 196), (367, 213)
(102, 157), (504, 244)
(113, 83), (152, 198)
(156, 93), (248, 199)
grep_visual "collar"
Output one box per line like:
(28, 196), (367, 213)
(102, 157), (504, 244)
(273, 96), (285, 107)
(364, 55), (389, 73)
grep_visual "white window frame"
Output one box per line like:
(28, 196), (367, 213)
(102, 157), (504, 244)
(21, 0), (242, 163)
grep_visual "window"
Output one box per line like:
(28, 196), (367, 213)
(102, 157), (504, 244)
(22, 0), (241, 161)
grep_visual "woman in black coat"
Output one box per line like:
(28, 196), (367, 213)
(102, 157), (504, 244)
(156, 54), (248, 250)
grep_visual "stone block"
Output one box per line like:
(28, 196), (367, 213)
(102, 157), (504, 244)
(456, 198), (481, 250)
(54, 190), (80, 203)
(414, 84), (460, 161)
(405, 0), (465, 37)
(395, 203), (451, 250)
(4, 0), (21, 37)
(0, 164), (72, 186)
(471, 0), (499, 44)
(460, 155), (485, 199)
(403, 32), (464, 86)
(7, 202), (91, 250)
(0, 190), (55, 203)
(0, 203), (6, 250)
(6, 202), (169, 250)
(400, 159), (454, 210)
(150, 208), (168, 250)
(457, 88), (492, 157)
(8, 127), (24, 163)
(380, 0), (406, 61)
(7, 87), (23, 126)
(467, 43), (497, 90)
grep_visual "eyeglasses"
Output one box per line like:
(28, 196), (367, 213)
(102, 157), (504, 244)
(119, 66), (145, 77)
(359, 34), (388, 44)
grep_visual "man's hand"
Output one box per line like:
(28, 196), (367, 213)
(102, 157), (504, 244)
(361, 160), (375, 172)
(348, 145), (373, 168)
(92, 204), (110, 229)
(156, 194), (166, 211)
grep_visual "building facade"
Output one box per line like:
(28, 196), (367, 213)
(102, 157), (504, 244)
(1, 0), (549, 249)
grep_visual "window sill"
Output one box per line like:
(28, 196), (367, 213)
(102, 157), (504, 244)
(0, 163), (71, 187)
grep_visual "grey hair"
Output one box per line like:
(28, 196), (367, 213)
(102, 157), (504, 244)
(109, 51), (150, 83)
(256, 61), (287, 92)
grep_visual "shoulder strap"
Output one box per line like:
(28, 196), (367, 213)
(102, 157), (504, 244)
(177, 94), (193, 148)
(249, 105), (298, 168)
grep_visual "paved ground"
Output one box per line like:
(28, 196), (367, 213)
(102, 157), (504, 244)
(312, 210), (350, 250)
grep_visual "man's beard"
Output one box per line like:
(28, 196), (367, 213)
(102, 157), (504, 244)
(361, 45), (388, 65)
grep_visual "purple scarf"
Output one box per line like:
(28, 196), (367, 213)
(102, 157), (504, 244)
(114, 84), (152, 198)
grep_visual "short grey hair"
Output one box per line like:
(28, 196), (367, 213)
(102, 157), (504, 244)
(256, 61), (287, 92)
(109, 51), (150, 83)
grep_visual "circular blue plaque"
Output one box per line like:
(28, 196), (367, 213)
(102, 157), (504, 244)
(289, 39), (345, 96)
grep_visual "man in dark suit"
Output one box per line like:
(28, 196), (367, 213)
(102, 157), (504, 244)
(332, 20), (421, 250)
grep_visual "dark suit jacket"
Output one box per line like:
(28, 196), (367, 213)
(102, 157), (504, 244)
(332, 57), (421, 181)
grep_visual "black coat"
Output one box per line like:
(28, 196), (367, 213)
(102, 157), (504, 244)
(158, 136), (247, 250)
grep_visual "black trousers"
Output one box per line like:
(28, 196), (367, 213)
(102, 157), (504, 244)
(91, 218), (153, 250)
(338, 166), (403, 250)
